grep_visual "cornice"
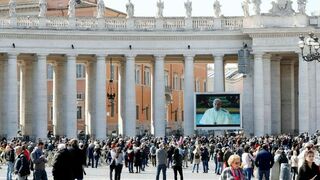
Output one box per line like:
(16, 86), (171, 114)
(243, 27), (319, 38)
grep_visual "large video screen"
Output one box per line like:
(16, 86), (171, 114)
(195, 93), (241, 129)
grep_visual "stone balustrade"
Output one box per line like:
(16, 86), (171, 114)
(0, 15), (245, 31)
(0, 15), (318, 31)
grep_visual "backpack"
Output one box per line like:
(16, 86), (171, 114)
(195, 152), (200, 159)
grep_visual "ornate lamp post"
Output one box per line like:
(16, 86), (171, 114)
(107, 58), (116, 104)
(299, 33), (320, 62)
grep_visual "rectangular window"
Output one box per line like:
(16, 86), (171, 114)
(76, 64), (85, 79)
(182, 111), (184, 121)
(135, 65), (141, 84)
(181, 78), (184, 90)
(110, 64), (115, 80)
(175, 111), (178, 122)
(77, 106), (82, 119)
(165, 71), (169, 87)
(50, 107), (53, 120)
(136, 105), (139, 120)
(144, 67), (150, 86)
(173, 73), (179, 90)
(77, 93), (84, 100)
(47, 64), (53, 80)
(145, 106), (149, 120)
(204, 81), (207, 92)
(111, 103), (115, 117)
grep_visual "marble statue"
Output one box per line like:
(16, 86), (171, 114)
(297, 0), (307, 14)
(39, 0), (47, 18)
(213, 0), (221, 18)
(156, 0), (164, 18)
(252, 0), (261, 15)
(68, 0), (76, 18)
(9, 0), (16, 17)
(126, 0), (134, 18)
(242, 0), (250, 17)
(184, 0), (192, 18)
(97, 0), (105, 18)
(269, 0), (295, 16)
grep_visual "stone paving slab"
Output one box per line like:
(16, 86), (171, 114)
(0, 163), (222, 180)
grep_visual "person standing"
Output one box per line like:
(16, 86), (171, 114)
(290, 150), (299, 180)
(31, 142), (48, 180)
(5, 143), (15, 180)
(69, 139), (86, 180)
(172, 148), (183, 180)
(220, 155), (245, 180)
(156, 143), (167, 180)
(241, 146), (254, 180)
(14, 146), (30, 180)
(192, 146), (201, 173)
(255, 144), (274, 180)
(52, 144), (72, 180)
(297, 150), (320, 180)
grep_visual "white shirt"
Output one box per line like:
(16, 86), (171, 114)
(242, 152), (254, 168)
(199, 108), (231, 125)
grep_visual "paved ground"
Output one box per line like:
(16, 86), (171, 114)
(0, 163), (222, 180)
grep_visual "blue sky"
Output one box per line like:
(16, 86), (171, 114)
(104, 0), (319, 16)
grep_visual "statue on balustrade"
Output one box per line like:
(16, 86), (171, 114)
(9, 0), (16, 17)
(184, 0), (192, 18)
(156, 0), (164, 18)
(97, 0), (105, 18)
(297, 0), (307, 15)
(251, 0), (261, 15)
(39, 0), (47, 18)
(68, 0), (76, 18)
(126, 0), (134, 18)
(213, 0), (222, 18)
(269, 0), (295, 16)
(242, 0), (250, 17)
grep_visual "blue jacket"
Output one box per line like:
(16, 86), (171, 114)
(255, 149), (274, 170)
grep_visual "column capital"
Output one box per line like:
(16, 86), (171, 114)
(252, 51), (265, 57)
(125, 54), (136, 61)
(36, 53), (48, 60)
(213, 53), (225, 58)
(271, 55), (282, 61)
(154, 54), (166, 59)
(262, 54), (272, 60)
(96, 55), (106, 61)
(184, 54), (195, 61)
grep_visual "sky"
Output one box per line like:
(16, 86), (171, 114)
(104, 0), (320, 17)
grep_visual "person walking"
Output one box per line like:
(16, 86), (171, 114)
(14, 146), (30, 180)
(201, 146), (209, 173)
(255, 144), (274, 180)
(156, 143), (167, 180)
(290, 150), (299, 180)
(68, 139), (86, 180)
(127, 146), (134, 173)
(114, 148), (124, 180)
(31, 142), (48, 180)
(172, 148), (183, 180)
(5, 143), (15, 180)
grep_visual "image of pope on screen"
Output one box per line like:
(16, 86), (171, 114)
(199, 98), (232, 125)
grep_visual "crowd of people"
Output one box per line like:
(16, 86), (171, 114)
(0, 131), (320, 180)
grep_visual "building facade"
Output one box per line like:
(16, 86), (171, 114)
(0, 0), (319, 139)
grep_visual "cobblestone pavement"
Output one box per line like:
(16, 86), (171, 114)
(0, 163), (222, 180)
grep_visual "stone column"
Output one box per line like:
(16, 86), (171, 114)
(298, 53), (310, 133)
(19, 62), (26, 135)
(0, 61), (4, 136)
(242, 57), (254, 136)
(263, 54), (271, 134)
(214, 55), (224, 92)
(183, 54), (195, 136)
(308, 61), (317, 133)
(316, 62), (320, 130)
(153, 55), (166, 137)
(125, 55), (136, 137)
(271, 57), (281, 134)
(253, 53), (264, 136)
(32, 54), (48, 139)
(281, 59), (296, 134)
(6, 53), (19, 139)
(52, 62), (64, 136)
(64, 55), (77, 138)
(95, 55), (107, 139)
(85, 61), (95, 136)
(118, 61), (126, 136)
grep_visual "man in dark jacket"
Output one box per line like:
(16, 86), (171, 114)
(31, 142), (48, 180)
(52, 144), (72, 180)
(14, 146), (30, 180)
(255, 144), (274, 180)
(69, 139), (86, 180)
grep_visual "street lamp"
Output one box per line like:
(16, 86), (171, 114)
(299, 33), (320, 62)
(107, 58), (116, 104)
